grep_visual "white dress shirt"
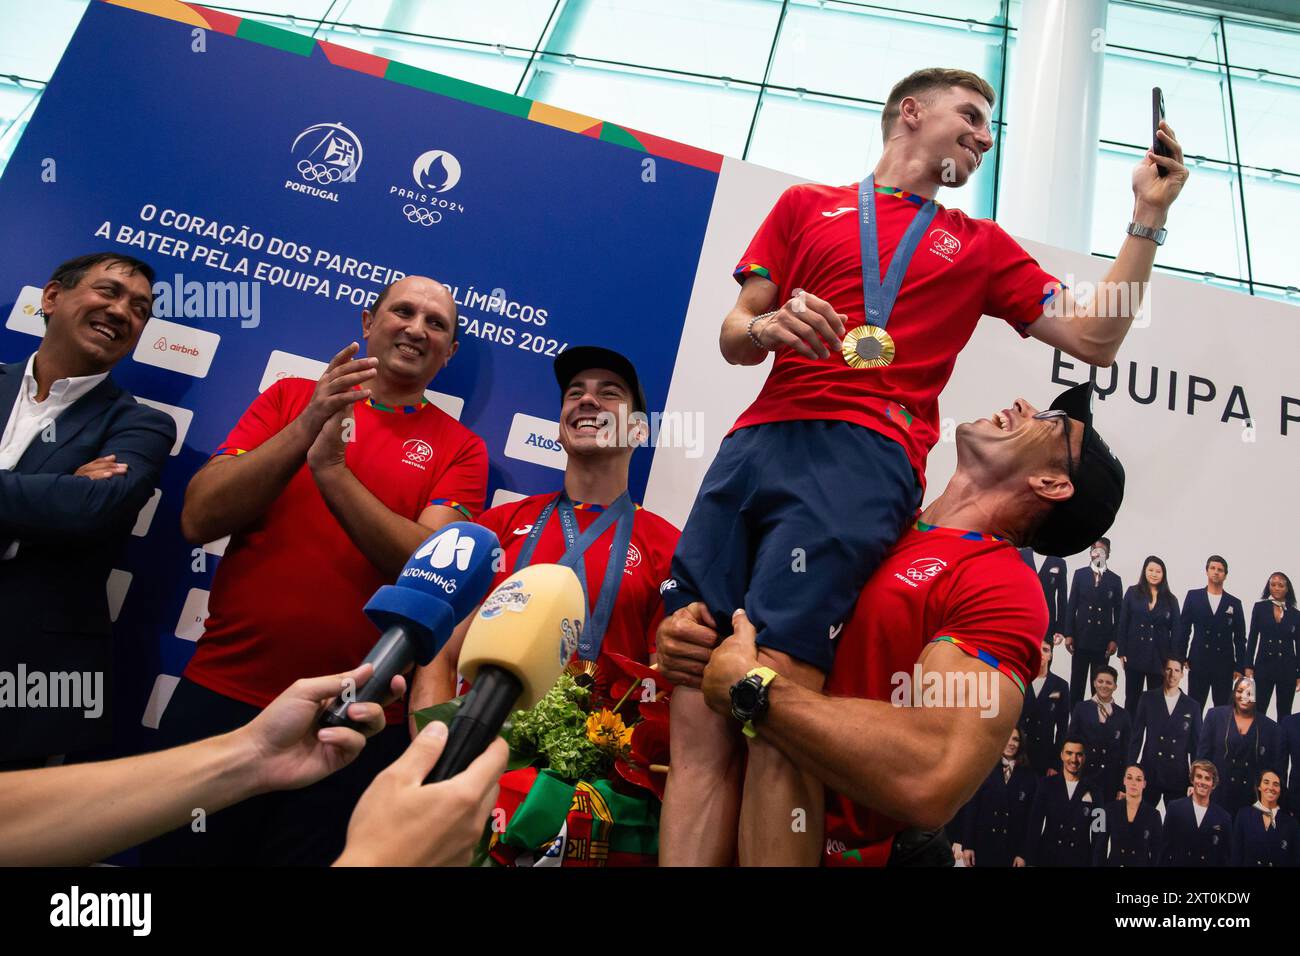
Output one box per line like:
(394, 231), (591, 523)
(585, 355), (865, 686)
(0, 353), (109, 559)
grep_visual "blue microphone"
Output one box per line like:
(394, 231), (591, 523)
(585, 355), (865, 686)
(320, 522), (500, 729)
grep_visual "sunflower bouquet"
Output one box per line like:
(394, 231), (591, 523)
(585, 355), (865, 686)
(413, 652), (672, 867)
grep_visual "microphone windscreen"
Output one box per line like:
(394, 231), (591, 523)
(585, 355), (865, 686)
(457, 563), (586, 709)
(364, 522), (501, 662)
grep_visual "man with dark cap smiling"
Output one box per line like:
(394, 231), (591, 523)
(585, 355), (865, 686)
(657, 383), (1125, 865)
(415, 346), (681, 715)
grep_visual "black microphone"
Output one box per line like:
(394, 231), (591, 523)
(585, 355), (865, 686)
(426, 563), (585, 782)
(320, 523), (500, 729)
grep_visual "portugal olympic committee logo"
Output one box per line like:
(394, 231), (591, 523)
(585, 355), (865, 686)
(412, 150), (462, 193)
(286, 122), (363, 202)
(622, 542), (643, 574)
(929, 229), (961, 262)
(894, 556), (948, 589)
(403, 438), (434, 466)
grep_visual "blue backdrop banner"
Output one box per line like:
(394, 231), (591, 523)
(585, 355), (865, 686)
(0, 0), (718, 749)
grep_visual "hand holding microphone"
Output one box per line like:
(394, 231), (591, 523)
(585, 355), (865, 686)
(320, 522), (500, 730)
(425, 562), (586, 783)
(337, 563), (586, 865)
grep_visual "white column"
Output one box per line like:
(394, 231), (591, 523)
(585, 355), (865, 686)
(998, 0), (1108, 253)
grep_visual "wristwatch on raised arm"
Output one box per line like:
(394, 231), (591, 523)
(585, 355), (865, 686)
(1126, 221), (1167, 245)
(730, 666), (778, 738)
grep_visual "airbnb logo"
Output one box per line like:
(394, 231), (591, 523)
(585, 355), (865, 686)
(134, 318), (220, 378)
(152, 337), (199, 357)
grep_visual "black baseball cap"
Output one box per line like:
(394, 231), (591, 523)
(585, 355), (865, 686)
(553, 346), (648, 414)
(1029, 383), (1126, 558)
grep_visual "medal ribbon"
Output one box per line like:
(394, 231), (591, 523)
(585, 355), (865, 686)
(858, 173), (938, 329)
(515, 491), (635, 661)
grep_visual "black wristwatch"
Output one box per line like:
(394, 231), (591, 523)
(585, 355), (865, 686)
(730, 667), (777, 738)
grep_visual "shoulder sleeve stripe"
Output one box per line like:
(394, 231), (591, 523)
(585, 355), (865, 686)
(930, 634), (1026, 696)
(428, 498), (473, 521)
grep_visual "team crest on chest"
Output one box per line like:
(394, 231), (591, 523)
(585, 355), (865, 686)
(401, 438), (433, 470)
(894, 556), (948, 589)
(928, 229), (961, 262)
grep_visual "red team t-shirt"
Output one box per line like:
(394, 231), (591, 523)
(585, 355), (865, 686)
(472, 494), (680, 673)
(734, 182), (1063, 487)
(183, 377), (488, 723)
(821, 521), (1047, 866)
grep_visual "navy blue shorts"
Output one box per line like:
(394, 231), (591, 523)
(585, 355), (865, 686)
(663, 420), (918, 673)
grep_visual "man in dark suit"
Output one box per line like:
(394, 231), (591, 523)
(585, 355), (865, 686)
(1159, 760), (1233, 866)
(1063, 537), (1123, 706)
(1128, 656), (1201, 810)
(1180, 555), (1245, 711)
(1023, 738), (1101, 866)
(1020, 548), (1069, 643)
(0, 252), (174, 769)
(1021, 636), (1071, 774)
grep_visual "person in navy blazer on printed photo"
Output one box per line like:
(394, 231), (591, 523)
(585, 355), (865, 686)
(1243, 572), (1300, 721)
(1159, 760), (1233, 866)
(1231, 769), (1299, 866)
(1021, 547), (1068, 644)
(1198, 676), (1281, 816)
(1023, 738), (1101, 866)
(1021, 636), (1071, 775)
(1068, 664), (1130, 799)
(1093, 764), (1162, 866)
(1128, 656), (1201, 810)
(1063, 537), (1123, 707)
(953, 726), (1038, 867)
(1117, 555), (1180, 701)
(1281, 712), (1300, 819)
(0, 252), (175, 770)
(1181, 555), (1246, 711)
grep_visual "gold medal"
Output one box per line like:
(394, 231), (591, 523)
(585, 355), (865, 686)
(842, 325), (896, 369)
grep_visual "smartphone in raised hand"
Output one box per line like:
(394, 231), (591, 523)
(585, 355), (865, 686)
(1152, 87), (1171, 177)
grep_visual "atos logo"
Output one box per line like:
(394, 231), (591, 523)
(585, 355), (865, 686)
(414, 527), (475, 571)
(402, 438), (434, 468)
(525, 433), (563, 452)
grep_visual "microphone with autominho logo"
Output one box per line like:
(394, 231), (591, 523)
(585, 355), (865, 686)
(425, 563), (586, 783)
(320, 522), (500, 730)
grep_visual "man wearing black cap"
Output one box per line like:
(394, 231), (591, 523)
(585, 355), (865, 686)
(415, 346), (680, 713)
(657, 384), (1124, 865)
